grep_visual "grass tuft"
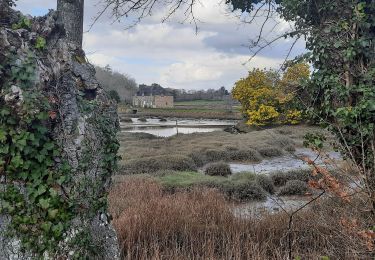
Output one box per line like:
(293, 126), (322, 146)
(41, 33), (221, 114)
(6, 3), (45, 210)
(205, 162), (232, 176)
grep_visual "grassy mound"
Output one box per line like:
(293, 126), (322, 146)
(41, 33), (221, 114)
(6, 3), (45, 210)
(205, 162), (232, 176)
(278, 180), (308, 195)
(122, 155), (197, 174)
(257, 146), (283, 158)
(138, 117), (148, 122)
(270, 169), (310, 186)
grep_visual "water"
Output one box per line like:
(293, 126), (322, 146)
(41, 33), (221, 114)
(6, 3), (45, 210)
(229, 148), (341, 218)
(120, 118), (238, 137)
(232, 196), (313, 218)
(230, 148), (341, 174)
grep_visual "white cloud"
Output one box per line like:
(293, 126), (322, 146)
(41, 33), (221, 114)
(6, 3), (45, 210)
(15, 0), (305, 91)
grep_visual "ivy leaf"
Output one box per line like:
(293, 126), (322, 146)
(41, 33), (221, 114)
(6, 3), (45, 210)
(36, 185), (47, 196)
(41, 221), (52, 232)
(48, 209), (59, 219)
(39, 198), (50, 210)
(44, 142), (55, 151)
(11, 155), (23, 167)
(0, 129), (6, 142)
(35, 36), (46, 50)
(52, 223), (64, 238)
(36, 154), (45, 163)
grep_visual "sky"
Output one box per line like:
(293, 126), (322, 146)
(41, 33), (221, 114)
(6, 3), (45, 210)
(15, 0), (306, 91)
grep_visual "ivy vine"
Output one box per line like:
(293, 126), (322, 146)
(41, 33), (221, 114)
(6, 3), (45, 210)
(0, 52), (73, 255)
(0, 15), (120, 258)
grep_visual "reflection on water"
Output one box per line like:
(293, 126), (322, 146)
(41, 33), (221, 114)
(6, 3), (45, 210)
(126, 127), (223, 137)
(120, 117), (238, 137)
(230, 148), (341, 174)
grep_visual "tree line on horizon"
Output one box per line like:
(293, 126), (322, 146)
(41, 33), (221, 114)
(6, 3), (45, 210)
(95, 65), (231, 103)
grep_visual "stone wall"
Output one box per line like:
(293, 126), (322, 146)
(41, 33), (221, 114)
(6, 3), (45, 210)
(154, 96), (174, 108)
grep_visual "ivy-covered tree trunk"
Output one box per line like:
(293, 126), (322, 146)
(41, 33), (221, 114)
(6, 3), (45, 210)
(0, 0), (120, 258)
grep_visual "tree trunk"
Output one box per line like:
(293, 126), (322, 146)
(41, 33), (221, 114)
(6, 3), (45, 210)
(0, 1), (120, 258)
(57, 0), (84, 47)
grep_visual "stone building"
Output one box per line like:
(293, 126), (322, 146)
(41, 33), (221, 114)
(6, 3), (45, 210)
(133, 95), (174, 108)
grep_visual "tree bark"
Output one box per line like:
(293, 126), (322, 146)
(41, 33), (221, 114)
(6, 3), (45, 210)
(0, 1), (120, 258)
(57, 0), (84, 47)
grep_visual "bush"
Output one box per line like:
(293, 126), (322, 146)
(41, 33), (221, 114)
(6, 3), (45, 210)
(188, 152), (208, 167)
(122, 155), (197, 174)
(122, 118), (133, 123)
(231, 182), (267, 201)
(228, 149), (262, 162)
(271, 169), (310, 186)
(205, 162), (232, 177)
(205, 149), (230, 162)
(257, 146), (283, 158)
(138, 117), (147, 122)
(278, 180), (308, 196)
(256, 175), (275, 194)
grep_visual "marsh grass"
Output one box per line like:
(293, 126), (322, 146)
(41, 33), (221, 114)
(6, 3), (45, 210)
(109, 178), (371, 260)
(121, 155), (197, 174)
(270, 169), (310, 187)
(278, 180), (308, 196)
(117, 125), (324, 176)
(204, 162), (232, 176)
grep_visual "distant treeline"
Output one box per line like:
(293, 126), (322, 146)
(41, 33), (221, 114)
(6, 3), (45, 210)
(96, 65), (230, 103)
(138, 83), (230, 102)
(95, 65), (138, 103)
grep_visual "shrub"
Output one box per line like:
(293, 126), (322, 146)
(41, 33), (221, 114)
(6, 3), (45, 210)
(121, 117), (133, 123)
(257, 146), (283, 158)
(205, 162), (232, 177)
(205, 149), (230, 162)
(228, 149), (262, 162)
(231, 182), (267, 201)
(278, 180), (308, 196)
(122, 155), (197, 174)
(256, 175), (275, 194)
(271, 169), (310, 186)
(188, 151), (208, 167)
(138, 117), (147, 122)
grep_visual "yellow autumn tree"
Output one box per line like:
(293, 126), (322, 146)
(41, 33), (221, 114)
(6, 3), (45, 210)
(232, 63), (310, 126)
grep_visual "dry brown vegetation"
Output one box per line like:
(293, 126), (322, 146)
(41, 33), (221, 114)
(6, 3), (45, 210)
(109, 177), (373, 260)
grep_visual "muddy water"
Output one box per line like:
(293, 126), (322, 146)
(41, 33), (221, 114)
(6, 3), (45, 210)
(230, 148), (341, 174)
(120, 118), (238, 137)
(229, 148), (341, 217)
(232, 196), (313, 218)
